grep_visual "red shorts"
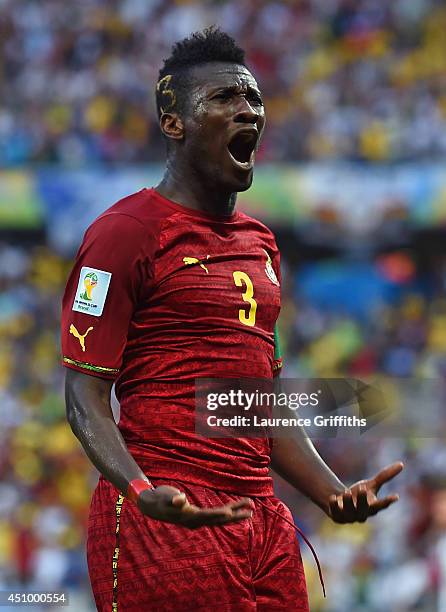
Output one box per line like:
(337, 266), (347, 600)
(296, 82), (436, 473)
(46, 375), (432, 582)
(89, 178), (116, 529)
(87, 477), (309, 611)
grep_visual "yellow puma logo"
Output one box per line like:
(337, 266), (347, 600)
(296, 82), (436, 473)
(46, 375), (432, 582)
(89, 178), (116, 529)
(70, 324), (94, 352)
(183, 255), (210, 274)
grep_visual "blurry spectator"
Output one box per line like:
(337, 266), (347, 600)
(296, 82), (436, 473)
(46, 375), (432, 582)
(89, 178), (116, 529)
(2, 0), (446, 166)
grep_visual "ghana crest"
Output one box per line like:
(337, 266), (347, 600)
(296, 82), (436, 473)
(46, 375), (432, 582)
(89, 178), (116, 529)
(263, 250), (279, 286)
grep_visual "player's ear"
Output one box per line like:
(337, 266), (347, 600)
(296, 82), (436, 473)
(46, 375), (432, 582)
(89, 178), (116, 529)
(159, 113), (184, 141)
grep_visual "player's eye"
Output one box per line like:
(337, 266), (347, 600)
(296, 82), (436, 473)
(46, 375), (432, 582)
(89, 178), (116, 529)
(213, 92), (232, 101)
(250, 95), (264, 106)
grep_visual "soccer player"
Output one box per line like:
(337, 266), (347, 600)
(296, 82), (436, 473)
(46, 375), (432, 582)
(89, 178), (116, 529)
(62, 28), (403, 611)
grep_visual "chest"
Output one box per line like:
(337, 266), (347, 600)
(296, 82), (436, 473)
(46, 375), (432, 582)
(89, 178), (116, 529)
(149, 224), (281, 331)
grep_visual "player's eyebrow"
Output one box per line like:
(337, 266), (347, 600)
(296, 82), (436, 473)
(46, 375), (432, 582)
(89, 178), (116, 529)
(208, 84), (263, 98)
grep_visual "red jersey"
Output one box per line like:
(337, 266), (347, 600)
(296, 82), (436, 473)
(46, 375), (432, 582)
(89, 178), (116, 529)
(61, 188), (282, 495)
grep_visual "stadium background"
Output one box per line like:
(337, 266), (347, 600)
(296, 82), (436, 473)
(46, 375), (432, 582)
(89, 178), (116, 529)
(1, 0), (446, 610)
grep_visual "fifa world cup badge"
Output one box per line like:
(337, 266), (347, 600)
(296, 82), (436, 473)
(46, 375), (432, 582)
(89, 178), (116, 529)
(72, 266), (112, 316)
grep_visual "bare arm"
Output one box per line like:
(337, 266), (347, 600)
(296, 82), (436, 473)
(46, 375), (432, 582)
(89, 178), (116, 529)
(271, 434), (345, 515)
(65, 368), (146, 494)
(65, 368), (253, 528)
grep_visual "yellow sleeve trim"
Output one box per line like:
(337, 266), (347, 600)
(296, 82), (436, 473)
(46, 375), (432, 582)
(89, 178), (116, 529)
(63, 356), (119, 374)
(273, 357), (283, 376)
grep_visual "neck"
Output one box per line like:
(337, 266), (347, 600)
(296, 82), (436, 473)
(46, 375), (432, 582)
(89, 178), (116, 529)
(155, 159), (237, 217)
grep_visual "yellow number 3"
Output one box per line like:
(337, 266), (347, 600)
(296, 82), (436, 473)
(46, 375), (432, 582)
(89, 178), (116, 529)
(233, 271), (257, 327)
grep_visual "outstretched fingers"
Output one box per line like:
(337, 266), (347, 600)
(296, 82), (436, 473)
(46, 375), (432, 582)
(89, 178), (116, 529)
(329, 490), (368, 523)
(329, 494), (346, 523)
(367, 494), (400, 516)
(171, 492), (188, 507)
(355, 486), (370, 522)
(227, 497), (255, 512)
(329, 487), (400, 523)
(371, 462), (404, 492)
(180, 498), (254, 528)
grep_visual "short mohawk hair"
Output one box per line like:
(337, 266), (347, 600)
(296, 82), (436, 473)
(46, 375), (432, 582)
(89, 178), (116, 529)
(156, 27), (246, 118)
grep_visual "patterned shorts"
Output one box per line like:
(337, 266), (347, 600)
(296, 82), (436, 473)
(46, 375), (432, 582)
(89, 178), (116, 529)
(87, 477), (309, 611)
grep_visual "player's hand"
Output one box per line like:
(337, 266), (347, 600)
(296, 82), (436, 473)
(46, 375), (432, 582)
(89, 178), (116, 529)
(137, 485), (254, 529)
(328, 462), (404, 524)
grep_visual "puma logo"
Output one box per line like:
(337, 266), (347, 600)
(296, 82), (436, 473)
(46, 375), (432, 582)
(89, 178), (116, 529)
(70, 324), (94, 352)
(183, 255), (210, 274)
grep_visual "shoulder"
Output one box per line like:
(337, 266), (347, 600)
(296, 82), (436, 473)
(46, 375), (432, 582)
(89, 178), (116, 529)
(83, 188), (175, 246)
(93, 188), (173, 228)
(237, 210), (279, 250)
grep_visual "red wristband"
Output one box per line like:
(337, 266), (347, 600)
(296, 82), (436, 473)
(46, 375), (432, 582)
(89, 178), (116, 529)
(127, 478), (154, 504)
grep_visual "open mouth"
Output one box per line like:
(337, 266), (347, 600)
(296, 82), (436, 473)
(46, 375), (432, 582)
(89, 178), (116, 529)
(227, 130), (258, 169)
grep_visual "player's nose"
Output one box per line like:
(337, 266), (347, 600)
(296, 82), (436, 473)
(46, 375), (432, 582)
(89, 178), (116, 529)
(233, 97), (261, 125)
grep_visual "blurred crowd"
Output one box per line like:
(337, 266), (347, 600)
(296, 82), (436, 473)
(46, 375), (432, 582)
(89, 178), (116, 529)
(2, 0), (446, 165)
(0, 245), (94, 609)
(0, 240), (445, 610)
(278, 252), (446, 611)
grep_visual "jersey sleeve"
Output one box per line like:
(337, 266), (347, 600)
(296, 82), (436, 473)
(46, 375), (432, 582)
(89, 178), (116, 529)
(61, 212), (152, 379)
